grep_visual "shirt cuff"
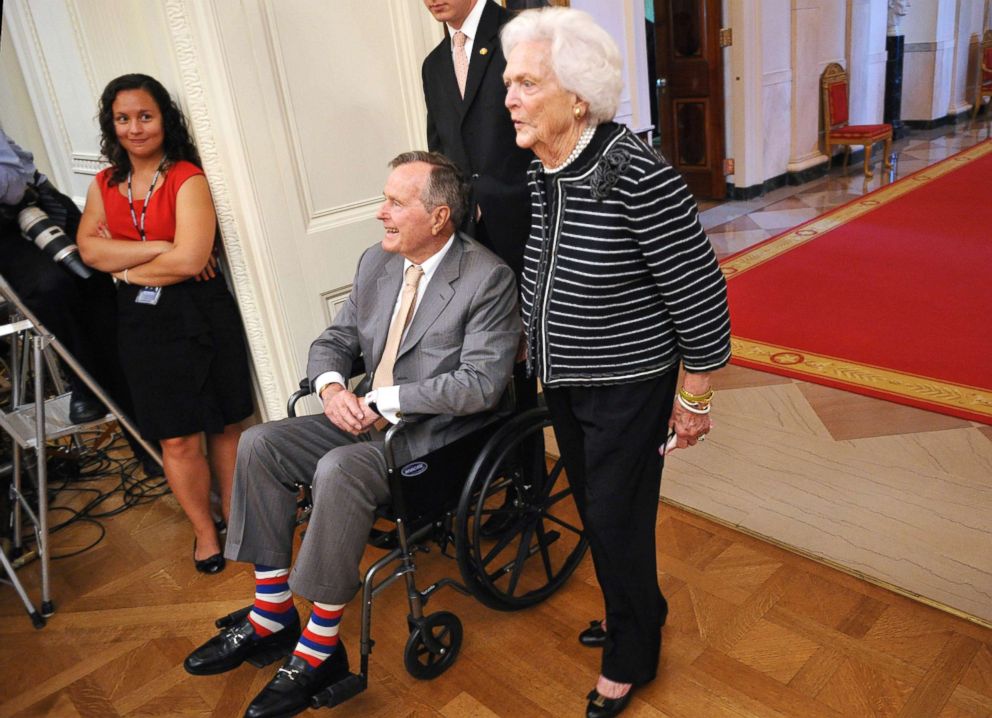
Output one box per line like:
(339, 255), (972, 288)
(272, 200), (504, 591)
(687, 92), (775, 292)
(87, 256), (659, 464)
(314, 371), (348, 398)
(365, 385), (401, 424)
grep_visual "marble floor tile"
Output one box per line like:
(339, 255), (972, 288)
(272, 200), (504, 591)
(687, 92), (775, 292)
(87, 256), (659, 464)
(749, 207), (823, 230)
(709, 228), (773, 257)
(795, 382), (973, 441)
(763, 197), (817, 211)
(707, 214), (762, 233)
(712, 364), (794, 391)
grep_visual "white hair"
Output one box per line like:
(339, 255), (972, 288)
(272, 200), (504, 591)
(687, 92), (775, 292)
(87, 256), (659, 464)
(501, 7), (623, 126)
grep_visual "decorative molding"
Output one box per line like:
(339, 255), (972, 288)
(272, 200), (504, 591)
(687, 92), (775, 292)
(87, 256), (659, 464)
(320, 284), (353, 326)
(385, 0), (436, 151)
(905, 42), (938, 52)
(4, 0), (75, 188)
(309, 199), (382, 233)
(164, 0), (284, 420)
(64, 0), (99, 101)
(71, 152), (106, 176)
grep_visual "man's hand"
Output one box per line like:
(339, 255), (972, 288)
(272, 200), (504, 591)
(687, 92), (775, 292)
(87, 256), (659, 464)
(321, 383), (378, 435)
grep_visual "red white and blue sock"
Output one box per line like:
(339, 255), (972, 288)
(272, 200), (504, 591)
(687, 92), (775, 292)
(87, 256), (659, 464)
(292, 602), (344, 670)
(248, 565), (298, 637)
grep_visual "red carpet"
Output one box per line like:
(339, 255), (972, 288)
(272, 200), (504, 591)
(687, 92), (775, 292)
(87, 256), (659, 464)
(721, 141), (992, 424)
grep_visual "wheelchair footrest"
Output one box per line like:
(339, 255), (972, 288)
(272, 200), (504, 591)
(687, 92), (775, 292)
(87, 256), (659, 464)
(368, 528), (399, 550)
(310, 672), (367, 708)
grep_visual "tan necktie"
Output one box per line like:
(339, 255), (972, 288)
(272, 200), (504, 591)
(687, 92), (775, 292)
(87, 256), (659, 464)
(453, 31), (469, 98)
(373, 264), (425, 392)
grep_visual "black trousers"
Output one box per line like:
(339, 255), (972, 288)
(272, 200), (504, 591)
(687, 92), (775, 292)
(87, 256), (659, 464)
(543, 370), (678, 685)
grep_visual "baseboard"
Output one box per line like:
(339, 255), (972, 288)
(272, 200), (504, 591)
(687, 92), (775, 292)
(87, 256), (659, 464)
(904, 108), (975, 129)
(725, 161), (830, 201)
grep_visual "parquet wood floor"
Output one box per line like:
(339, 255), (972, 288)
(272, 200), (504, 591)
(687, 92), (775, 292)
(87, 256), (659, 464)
(2, 463), (990, 717)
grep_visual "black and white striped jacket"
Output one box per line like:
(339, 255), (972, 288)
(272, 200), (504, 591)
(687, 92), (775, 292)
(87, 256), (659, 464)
(520, 122), (731, 386)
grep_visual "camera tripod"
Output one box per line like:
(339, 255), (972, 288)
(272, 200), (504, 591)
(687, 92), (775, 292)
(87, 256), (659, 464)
(0, 273), (161, 628)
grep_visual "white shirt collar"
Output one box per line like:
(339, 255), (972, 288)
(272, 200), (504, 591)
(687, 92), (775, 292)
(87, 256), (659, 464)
(447, 0), (486, 47)
(404, 233), (455, 282)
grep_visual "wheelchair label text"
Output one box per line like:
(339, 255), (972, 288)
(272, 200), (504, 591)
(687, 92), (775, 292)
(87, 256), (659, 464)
(401, 461), (429, 478)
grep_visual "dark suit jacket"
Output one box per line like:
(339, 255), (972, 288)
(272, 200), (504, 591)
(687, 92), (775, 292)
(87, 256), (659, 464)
(306, 234), (519, 464)
(422, 0), (532, 277)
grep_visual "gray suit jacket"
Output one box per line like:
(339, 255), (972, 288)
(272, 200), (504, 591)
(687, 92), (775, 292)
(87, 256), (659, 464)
(306, 233), (519, 464)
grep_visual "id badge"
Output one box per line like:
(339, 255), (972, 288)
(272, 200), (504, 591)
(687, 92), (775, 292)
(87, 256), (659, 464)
(134, 286), (163, 305)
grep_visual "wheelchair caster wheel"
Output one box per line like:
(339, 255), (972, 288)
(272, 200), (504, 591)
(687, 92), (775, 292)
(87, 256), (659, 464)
(403, 611), (462, 680)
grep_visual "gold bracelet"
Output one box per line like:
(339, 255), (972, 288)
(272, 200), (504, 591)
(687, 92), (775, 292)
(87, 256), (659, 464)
(679, 387), (713, 404)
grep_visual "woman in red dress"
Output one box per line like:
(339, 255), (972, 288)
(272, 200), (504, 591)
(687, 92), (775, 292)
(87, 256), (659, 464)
(78, 74), (253, 574)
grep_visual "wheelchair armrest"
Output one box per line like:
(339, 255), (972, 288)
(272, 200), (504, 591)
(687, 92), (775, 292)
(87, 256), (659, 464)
(287, 357), (367, 418)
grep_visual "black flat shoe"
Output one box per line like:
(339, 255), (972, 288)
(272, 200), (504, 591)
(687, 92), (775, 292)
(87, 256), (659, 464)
(244, 643), (350, 718)
(586, 687), (634, 718)
(69, 390), (105, 424)
(184, 607), (301, 676)
(193, 540), (226, 574)
(580, 598), (669, 648)
(579, 620), (607, 647)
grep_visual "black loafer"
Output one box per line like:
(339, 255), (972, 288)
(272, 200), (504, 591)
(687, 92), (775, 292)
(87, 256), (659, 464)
(586, 687), (634, 718)
(244, 643), (350, 718)
(184, 610), (301, 676)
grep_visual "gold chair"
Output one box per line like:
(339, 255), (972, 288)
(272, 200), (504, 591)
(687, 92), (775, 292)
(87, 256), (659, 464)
(971, 29), (992, 124)
(821, 62), (893, 178)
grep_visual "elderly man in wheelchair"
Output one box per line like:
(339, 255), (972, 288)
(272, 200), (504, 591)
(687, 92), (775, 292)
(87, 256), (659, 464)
(183, 151), (586, 717)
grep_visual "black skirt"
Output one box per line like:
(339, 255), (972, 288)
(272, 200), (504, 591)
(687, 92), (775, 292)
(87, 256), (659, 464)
(116, 276), (253, 441)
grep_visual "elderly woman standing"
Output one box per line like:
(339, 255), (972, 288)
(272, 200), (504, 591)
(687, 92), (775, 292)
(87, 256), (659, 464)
(502, 9), (731, 717)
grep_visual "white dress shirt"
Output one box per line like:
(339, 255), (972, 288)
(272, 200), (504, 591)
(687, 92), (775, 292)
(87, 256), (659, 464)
(315, 234), (456, 425)
(448, 0), (487, 63)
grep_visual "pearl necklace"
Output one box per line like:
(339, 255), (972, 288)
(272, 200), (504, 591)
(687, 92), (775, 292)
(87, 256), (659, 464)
(542, 125), (596, 174)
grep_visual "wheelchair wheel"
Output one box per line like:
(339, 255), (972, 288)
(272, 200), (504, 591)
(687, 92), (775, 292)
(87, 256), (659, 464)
(403, 611), (462, 680)
(455, 408), (588, 611)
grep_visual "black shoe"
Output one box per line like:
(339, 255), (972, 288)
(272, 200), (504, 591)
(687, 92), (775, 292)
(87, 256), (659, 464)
(69, 390), (105, 424)
(244, 644), (350, 718)
(586, 687), (634, 718)
(184, 610), (301, 676)
(579, 620), (607, 647)
(579, 598), (668, 648)
(193, 540), (226, 574)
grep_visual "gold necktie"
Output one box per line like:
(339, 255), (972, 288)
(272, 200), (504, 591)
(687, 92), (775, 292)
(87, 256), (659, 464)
(453, 31), (469, 98)
(373, 264), (424, 391)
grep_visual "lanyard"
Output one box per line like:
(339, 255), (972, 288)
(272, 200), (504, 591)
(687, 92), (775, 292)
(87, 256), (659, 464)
(126, 164), (163, 242)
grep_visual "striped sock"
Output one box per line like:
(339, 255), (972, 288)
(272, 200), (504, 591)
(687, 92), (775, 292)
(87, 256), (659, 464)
(292, 602), (344, 670)
(248, 565), (298, 638)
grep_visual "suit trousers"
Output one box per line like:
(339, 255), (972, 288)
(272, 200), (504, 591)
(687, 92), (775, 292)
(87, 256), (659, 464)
(543, 369), (678, 685)
(224, 414), (388, 605)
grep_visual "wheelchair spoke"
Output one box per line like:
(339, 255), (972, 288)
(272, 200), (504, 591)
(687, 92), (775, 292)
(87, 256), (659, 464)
(506, 521), (536, 597)
(541, 511), (584, 537)
(533, 519), (555, 582)
(479, 526), (519, 568)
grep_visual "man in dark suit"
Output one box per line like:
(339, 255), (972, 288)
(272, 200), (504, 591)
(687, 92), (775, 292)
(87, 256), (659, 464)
(183, 152), (518, 718)
(421, 0), (533, 277)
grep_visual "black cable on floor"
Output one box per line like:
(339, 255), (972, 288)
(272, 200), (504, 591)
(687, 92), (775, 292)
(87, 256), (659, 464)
(12, 428), (169, 560)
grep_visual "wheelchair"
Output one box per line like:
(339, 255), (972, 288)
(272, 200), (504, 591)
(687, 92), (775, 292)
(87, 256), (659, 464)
(270, 376), (588, 709)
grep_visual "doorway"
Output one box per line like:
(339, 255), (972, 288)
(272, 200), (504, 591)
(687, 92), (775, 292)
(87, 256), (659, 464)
(650, 0), (726, 199)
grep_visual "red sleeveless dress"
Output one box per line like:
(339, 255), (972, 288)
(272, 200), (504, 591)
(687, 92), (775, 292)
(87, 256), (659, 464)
(97, 161), (253, 440)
